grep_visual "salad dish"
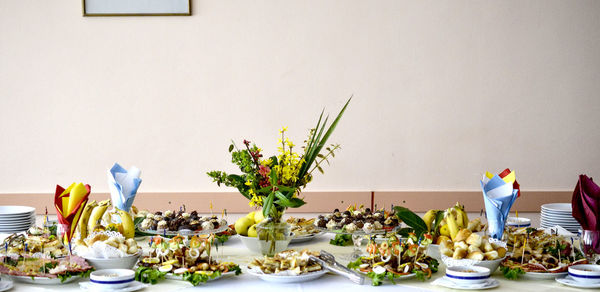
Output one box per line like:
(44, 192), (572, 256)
(136, 235), (241, 286)
(347, 233), (438, 285)
(0, 255), (93, 284)
(500, 227), (587, 279)
(315, 206), (400, 234)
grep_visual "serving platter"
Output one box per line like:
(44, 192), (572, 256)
(246, 268), (328, 283)
(290, 231), (325, 244)
(522, 271), (568, 280)
(10, 275), (81, 284)
(164, 270), (236, 282)
(138, 224), (228, 236)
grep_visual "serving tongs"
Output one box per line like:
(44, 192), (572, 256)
(310, 250), (364, 284)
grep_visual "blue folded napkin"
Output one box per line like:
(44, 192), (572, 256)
(108, 163), (142, 212)
(481, 175), (518, 239)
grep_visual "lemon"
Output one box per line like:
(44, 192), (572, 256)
(163, 259), (179, 266)
(142, 257), (160, 264)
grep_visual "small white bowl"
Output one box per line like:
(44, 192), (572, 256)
(84, 253), (140, 270)
(446, 265), (491, 285)
(569, 264), (600, 284)
(506, 217), (531, 228)
(239, 235), (292, 255)
(90, 269), (135, 289)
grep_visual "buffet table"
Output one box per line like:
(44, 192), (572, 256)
(0, 213), (583, 292)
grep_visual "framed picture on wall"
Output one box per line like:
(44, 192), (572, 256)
(83, 0), (191, 16)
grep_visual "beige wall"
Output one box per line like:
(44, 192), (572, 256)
(1, 0), (599, 194)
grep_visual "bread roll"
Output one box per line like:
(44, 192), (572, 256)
(442, 248), (454, 257)
(496, 247), (507, 258)
(440, 240), (453, 251)
(468, 245), (481, 254)
(453, 247), (467, 259)
(466, 251), (484, 261)
(465, 233), (482, 247)
(484, 250), (499, 260)
(482, 240), (494, 252)
(455, 229), (472, 242)
(454, 241), (468, 250)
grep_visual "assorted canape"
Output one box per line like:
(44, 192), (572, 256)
(2, 229), (67, 258)
(315, 205), (400, 233)
(137, 235), (241, 286)
(347, 233), (439, 285)
(248, 249), (322, 275)
(137, 209), (228, 234)
(286, 217), (322, 238)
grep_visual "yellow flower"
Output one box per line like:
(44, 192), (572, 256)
(287, 140), (295, 148)
(261, 158), (273, 166)
(245, 180), (252, 186)
(279, 126), (288, 134)
(249, 191), (263, 207)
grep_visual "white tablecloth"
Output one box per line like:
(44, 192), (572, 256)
(1, 231), (584, 292)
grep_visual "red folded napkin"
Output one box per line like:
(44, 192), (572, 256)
(572, 174), (600, 231)
(499, 168), (521, 198)
(54, 183), (91, 245)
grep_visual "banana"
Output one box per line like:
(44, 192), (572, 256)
(453, 202), (468, 228)
(87, 200), (111, 235)
(445, 208), (459, 241)
(77, 200), (98, 240)
(422, 210), (438, 232)
(116, 207), (135, 238)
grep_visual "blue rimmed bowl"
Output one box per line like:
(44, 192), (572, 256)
(89, 269), (135, 289)
(445, 265), (490, 285)
(568, 264), (600, 284)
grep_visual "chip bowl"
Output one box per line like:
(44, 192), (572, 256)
(83, 253), (140, 270)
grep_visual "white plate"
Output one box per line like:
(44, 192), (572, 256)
(541, 203), (572, 212)
(80, 281), (148, 292)
(0, 219), (35, 226)
(432, 276), (499, 290)
(247, 269), (328, 283)
(556, 275), (600, 289)
(164, 271), (235, 282)
(0, 279), (14, 292)
(0, 206), (35, 215)
(290, 232), (324, 244)
(10, 275), (80, 284)
(522, 271), (567, 280)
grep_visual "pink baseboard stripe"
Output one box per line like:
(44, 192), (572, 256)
(0, 191), (571, 214)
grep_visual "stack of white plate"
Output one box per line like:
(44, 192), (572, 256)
(540, 203), (581, 233)
(0, 206), (36, 233)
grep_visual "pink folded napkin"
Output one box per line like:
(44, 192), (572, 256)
(571, 174), (600, 231)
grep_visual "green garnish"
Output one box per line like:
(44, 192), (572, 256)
(500, 266), (525, 280)
(366, 271), (385, 286)
(182, 270), (221, 286)
(135, 267), (166, 284)
(346, 258), (363, 270)
(329, 234), (353, 246)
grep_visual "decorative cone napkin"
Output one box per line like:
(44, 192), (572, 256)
(54, 183), (91, 245)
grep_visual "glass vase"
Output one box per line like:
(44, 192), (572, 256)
(256, 218), (292, 256)
(580, 229), (600, 264)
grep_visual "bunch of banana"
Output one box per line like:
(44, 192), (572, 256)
(422, 202), (470, 242)
(87, 199), (111, 234)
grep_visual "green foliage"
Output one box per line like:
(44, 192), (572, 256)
(366, 271), (385, 286)
(135, 267), (166, 284)
(207, 98), (351, 220)
(346, 258), (363, 270)
(500, 266), (525, 280)
(330, 234), (353, 246)
(393, 206), (428, 239)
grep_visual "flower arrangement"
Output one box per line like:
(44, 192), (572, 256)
(207, 98), (351, 222)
